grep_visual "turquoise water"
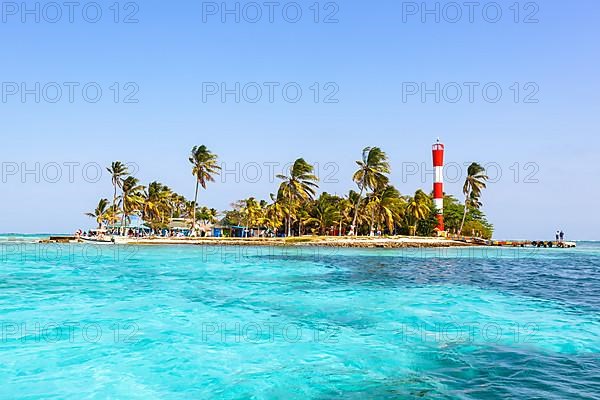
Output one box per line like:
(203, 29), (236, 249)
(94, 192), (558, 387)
(1, 238), (599, 399)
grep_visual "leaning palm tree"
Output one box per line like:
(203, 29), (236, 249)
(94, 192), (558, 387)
(459, 163), (488, 235)
(189, 145), (221, 234)
(107, 162), (129, 218)
(276, 158), (319, 236)
(85, 198), (111, 229)
(351, 147), (390, 235)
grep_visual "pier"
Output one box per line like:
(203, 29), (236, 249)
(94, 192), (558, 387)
(487, 240), (576, 248)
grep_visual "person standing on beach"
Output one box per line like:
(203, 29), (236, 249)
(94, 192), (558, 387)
(560, 231), (565, 242)
(556, 230), (560, 241)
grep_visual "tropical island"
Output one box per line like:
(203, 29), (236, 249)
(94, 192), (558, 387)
(74, 144), (493, 248)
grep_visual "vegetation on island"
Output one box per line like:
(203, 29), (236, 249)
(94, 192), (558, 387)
(86, 145), (493, 238)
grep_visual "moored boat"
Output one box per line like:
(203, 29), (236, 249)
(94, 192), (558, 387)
(80, 236), (115, 244)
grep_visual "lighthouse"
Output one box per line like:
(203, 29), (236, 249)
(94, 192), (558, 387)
(432, 139), (445, 232)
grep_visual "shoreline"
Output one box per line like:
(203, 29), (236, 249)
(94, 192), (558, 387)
(66, 236), (476, 248)
(36, 235), (580, 249)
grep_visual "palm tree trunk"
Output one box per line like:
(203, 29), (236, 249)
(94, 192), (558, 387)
(369, 205), (375, 236)
(113, 183), (117, 217)
(122, 211), (128, 236)
(458, 191), (470, 236)
(192, 180), (199, 235)
(351, 186), (365, 236)
(111, 182), (118, 234)
(120, 186), (126, 236)
(121, 203), (126, 237)
(286, 198), (292, 237)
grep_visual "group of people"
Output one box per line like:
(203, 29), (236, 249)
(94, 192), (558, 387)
(555, 230), (566, 242)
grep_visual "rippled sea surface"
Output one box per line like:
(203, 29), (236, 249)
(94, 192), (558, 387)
(1, 237), (599, 399)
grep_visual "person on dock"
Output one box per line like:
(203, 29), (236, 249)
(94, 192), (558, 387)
(560, 231), (565, 242)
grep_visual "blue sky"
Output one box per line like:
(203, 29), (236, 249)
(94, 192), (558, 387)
(1, 0), (599, 239)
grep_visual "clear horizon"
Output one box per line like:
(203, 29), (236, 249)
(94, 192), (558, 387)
(1, 1), (599, 240)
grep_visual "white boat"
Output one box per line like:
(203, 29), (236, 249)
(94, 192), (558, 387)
(80, 236), (115, 244)
(80, 234), (138, 245)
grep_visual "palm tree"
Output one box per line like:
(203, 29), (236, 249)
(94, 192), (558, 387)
(297, 208), (317, 236)
(189, 145), (221, 234)
(365, 192), (379, 236)
(264, 193), (284, 236)
(86, 198), (111, 229)
(120, 176), (145, 234)
(405, 189), (430, 236)
(459, 163), (488, 235)
(142, 181), (173, 231)
(197, 207), (219, 225)
(337, 197), (353, 236)
(373, 185), (404, 235)
(276, 158), (319, 236)
(351, 147), (390, 235)
(182, 200), (195, 221)
(168, 193), (187, 219)
(312, 195), (340, 235)
(241, 197), (263, 237)
(107, 162), (128, 218)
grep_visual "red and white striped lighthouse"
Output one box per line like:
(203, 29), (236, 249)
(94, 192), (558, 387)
(432, 139), (445, 231)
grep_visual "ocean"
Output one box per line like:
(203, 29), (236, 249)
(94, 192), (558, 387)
(0, 236), (598, 398)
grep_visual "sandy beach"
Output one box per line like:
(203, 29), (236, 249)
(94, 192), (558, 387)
(94, 236), (473, 248)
